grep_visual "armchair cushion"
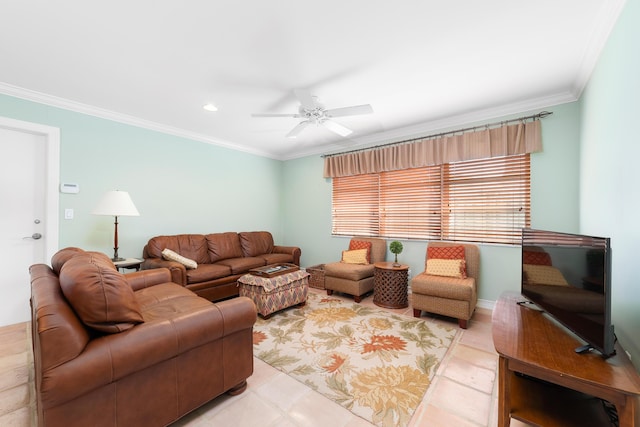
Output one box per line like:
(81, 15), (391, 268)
(348, 240), (372, 263)
(427, 245), (465, 260)
(426, 258), (467, 278)
(341, 248), (369, 264)
(325, 262), (375, 281)
(411, 274), (475, 300)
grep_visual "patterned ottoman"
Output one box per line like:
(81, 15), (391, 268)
(237, 270), (310, 317)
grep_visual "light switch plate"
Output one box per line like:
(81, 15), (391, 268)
(64, 208), (74, 220)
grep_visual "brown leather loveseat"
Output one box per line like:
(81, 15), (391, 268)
(141, 231), (301, 301)
(30, 247), (257, 427)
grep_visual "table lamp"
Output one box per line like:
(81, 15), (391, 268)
(92, 190), (140, 261)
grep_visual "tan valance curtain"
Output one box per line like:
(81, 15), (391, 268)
(323, 119), (542, 178)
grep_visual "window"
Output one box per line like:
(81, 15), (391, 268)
(331, 154), (530, 244)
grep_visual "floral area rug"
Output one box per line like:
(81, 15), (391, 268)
(252, 292), (458, 426)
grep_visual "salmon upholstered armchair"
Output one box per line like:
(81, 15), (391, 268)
(324, 237), (387, 302)
(410, 241), (480, 328)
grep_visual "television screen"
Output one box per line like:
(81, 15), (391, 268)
(520, 228), (615, 357)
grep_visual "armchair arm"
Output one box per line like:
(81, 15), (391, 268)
(141, 258), (187, 285)
(125, 268), (172, 291)
(273, 245), (301, 266)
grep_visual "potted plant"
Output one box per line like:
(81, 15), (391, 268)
(389, 240), (403, 267)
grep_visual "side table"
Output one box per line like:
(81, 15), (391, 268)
(373, 262), (409, 309)
(113, 258), (143, 272)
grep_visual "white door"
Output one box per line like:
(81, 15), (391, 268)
(0, 118), (59, 326)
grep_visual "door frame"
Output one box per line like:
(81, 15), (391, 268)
(0, 116), (60, 261)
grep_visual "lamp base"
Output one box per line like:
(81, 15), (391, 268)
(112, 257), (125, 262)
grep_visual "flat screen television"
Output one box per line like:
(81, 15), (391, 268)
(520, 228), (615, 357)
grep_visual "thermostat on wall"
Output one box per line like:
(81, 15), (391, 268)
(60, 183), (80, 194)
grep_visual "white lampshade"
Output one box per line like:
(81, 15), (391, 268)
(92, 190), (140, 217)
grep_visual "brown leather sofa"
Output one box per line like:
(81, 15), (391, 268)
(141, 231), (301, 301)
(30, 247), (257, 427)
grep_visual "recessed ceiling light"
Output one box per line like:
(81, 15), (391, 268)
(203, 103), (218, 112)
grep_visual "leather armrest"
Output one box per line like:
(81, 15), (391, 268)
(141, 258), (186, 285)
(125, 268), (172, 291)
(273, 245), (301, 266)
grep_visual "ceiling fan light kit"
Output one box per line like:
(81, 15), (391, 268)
(252, 89), (373, 139)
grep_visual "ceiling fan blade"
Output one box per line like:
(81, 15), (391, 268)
(251, 113), (299, 118)
(286, 121), (310, 138)
(325, 104), (373, 118)
(322, 119), (352, 137)
(293, 89), (318, 110)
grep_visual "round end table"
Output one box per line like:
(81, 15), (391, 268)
(373, 261), (409, 309)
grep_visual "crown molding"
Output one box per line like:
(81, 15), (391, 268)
(571, 0), (628, 98)
(0, 82), (280, 160)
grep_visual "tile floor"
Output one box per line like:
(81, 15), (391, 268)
(0, 288), (531, 427)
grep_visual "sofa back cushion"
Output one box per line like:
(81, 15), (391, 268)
(145, 234), (210, 264)
(51, 247), (86, 275)
(206, 232), (244, 262)
(59, 253), (144, 333)
(239, 231), (274, 257)
(30, 264), (90, 372)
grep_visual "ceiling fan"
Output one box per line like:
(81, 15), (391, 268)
(252, 89), (373, 138)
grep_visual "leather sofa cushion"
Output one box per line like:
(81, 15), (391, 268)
(60, 253), (144, 333)
(135, 283), (215, 322)
(206, 232), (244, 262)
(239, 231), (274, 257)
(146, 235), (210, 265)
(29, 263), (90, 371)
(261, 253), (293, 265)
(51, 247), (86, 275)
(215, 257), (265, 274)
(186, 264), (232, 283)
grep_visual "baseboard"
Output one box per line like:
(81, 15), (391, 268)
(477, 298), (496, 310)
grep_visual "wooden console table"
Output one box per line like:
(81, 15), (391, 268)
(492, 292), (640, 426)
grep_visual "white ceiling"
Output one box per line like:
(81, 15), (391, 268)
(0, 1), (626, 160)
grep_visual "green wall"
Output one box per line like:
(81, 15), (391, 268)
(284, 102), (582, 306)
(579, 0), (640, 365)
(0, 94), (285, 257)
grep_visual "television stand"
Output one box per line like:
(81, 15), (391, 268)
(492, 292), (640, 426)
